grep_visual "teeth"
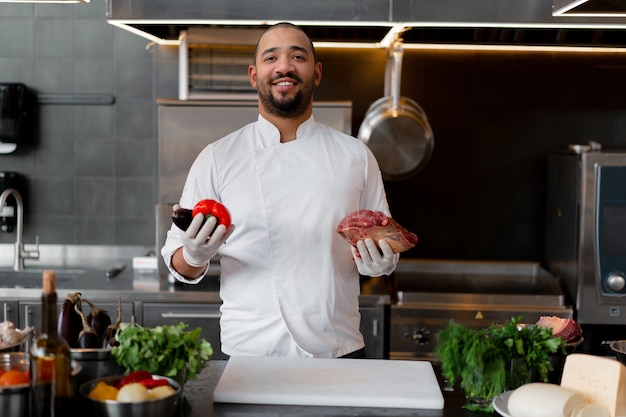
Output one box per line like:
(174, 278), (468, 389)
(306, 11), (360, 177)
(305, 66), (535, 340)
(277, 81), (293, 86)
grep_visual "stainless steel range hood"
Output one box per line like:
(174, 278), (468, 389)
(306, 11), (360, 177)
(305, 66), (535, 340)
(106, 0), (626, 49)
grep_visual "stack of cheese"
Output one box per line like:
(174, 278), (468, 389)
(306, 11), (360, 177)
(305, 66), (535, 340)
(507, 354), (626, 417)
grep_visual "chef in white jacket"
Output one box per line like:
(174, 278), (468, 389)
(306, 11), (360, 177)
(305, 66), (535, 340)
(161, 22), (399, 358)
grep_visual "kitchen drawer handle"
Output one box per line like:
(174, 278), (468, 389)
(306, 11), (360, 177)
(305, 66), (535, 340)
(160, 313), (222, 319)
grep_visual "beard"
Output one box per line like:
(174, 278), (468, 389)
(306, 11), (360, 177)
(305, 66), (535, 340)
(257, 72), (315, 119)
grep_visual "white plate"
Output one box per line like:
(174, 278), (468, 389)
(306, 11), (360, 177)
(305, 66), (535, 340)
(493, 390), (513, 417)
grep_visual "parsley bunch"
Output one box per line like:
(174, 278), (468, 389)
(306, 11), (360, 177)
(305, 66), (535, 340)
(111, 322), (213, 383)
(434, 316), (566, 412)
(489, 316), (565, 386)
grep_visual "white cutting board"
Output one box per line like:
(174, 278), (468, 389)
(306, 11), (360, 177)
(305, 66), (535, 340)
(213, 356), (445, 409)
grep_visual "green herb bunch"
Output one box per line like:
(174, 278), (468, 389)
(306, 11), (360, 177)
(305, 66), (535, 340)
(433, 316), (566, 412)
(111, 322), (214, 383)
(489, 316), (565, 386)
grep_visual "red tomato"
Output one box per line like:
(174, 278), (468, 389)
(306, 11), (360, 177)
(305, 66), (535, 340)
(192, 199), (232, 229)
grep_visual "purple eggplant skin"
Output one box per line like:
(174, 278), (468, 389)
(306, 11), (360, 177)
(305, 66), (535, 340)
(84, 299), (112, 342)
(57, 292), (83, 348)
(101, 326), (119, 348)
(75, 304), (100, 349)
(172, 207), (193, 231)
(101, 296), (122, 348)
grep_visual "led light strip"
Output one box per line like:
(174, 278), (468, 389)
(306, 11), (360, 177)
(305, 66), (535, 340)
(0, 0), (89, 2)
(108, 19), (626, 53)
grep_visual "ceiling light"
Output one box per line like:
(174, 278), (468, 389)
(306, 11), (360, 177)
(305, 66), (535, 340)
(0, 0), (90, 2)
(553, 0), (626, 16)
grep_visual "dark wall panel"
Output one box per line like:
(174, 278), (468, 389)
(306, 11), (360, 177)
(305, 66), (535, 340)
(315, 48), (626, 264)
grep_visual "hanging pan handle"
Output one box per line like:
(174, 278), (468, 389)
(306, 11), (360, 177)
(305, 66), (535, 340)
(388, 41), (404, 112)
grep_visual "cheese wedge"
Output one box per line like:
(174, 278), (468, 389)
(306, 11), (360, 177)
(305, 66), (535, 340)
(561, 353), (626, 417)
(508, 382), (586, 417)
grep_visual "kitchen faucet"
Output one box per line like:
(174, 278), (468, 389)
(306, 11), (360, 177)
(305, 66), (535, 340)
(0, 188), (39, 270)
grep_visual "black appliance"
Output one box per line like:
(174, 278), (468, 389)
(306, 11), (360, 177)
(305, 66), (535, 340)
(0, 83), (33, 145)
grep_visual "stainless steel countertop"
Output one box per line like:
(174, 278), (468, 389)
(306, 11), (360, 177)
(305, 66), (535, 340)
(0, 244), (221, 302)
(0, 244), (389, 308)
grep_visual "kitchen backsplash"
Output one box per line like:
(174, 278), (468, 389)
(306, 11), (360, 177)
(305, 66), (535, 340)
(0, 1), (161, 245)
(1, 2), (625, 265)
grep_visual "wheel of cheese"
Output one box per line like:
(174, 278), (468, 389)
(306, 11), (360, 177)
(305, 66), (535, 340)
(508, 382), (585, 417)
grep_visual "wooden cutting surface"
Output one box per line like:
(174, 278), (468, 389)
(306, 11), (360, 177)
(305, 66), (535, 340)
(213, 356), (445, 409)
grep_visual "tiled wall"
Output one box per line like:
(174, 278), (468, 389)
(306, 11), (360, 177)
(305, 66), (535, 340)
(0, 1), (162, 245)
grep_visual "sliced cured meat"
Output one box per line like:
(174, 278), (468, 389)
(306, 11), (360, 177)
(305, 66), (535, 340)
(535, 316), (583, 342)
(336, 210), (418, 253)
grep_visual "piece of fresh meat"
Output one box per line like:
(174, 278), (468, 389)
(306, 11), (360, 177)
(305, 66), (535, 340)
(535, 316), (582, 342)
(336, 210), (418, 253)
(0, 320), (34, 347)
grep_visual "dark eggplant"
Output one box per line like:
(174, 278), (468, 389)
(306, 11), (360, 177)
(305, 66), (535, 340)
(57, 292), (83, 348)
(75, 304), (100, 348)
(172, 207), (193, 231)
(101, 296), (122, 348)
(84, 299), (112, 342)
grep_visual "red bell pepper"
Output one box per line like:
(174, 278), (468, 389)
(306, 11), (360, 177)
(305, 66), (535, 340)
(116, 370), (153, 389)
(192, 199), (232, 229)
(138, 378), (170, 389)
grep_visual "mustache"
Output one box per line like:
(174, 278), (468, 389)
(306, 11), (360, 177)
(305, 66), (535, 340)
(270, 72), (302, 84)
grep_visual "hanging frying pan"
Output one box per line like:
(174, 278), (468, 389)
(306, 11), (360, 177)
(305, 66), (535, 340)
(358, 41), (434, 181)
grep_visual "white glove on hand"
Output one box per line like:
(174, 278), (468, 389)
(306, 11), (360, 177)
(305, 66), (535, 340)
(352, 238), (396, 277)
(181, 212), (229, 268)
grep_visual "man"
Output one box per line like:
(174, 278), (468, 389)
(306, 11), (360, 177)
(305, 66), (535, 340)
(161, 22), (398, 358)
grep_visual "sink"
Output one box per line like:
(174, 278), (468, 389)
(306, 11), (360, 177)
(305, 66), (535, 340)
(0, 269), (85, 289)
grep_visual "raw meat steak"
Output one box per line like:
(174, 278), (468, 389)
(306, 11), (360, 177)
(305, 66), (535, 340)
(535, 316), (582, 342)
(336, 210), (418, 253)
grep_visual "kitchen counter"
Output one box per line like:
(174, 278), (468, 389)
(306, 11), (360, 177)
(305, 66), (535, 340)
(0, 244), (391, 360)
(182, 361), (491, 417)
(0, 244), (387, 306)
(0, 244), (221, 302)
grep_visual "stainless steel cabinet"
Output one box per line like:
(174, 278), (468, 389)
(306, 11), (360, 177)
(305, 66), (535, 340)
(2, 300), (18, 324)
(142, 301), (388, 360)
(360, 302), (390, 359)
(143, 303), (222, 359)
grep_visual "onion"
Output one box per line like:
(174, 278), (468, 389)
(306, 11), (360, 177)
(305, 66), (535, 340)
(116, 383), (150, 402)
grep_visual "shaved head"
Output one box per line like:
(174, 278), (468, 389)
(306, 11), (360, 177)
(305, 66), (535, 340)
(253, 22), (317, 65)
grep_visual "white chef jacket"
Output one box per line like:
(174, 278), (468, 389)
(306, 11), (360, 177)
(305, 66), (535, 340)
(161, 114), (396, 358)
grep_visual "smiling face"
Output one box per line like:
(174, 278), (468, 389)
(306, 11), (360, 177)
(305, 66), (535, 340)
(249, 25), (322, 120)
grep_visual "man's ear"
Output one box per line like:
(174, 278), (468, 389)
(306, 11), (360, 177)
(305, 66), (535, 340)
(248, 65), (258, 89)
(314, 62), (322, 87)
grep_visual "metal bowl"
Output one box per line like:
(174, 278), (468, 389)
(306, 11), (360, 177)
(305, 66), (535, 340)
(79, 375), (182, 417)
(610, 340), (626, 366)
(0, 352), (30, 417)
(70, 348), (124, 396)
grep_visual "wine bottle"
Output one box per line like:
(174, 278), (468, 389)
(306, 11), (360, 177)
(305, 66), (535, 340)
(30, 270), (73, 417)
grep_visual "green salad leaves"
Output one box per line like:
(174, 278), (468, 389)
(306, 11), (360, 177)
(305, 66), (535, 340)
(111, 322), (213, 383)
(434, 316), (566, 412)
